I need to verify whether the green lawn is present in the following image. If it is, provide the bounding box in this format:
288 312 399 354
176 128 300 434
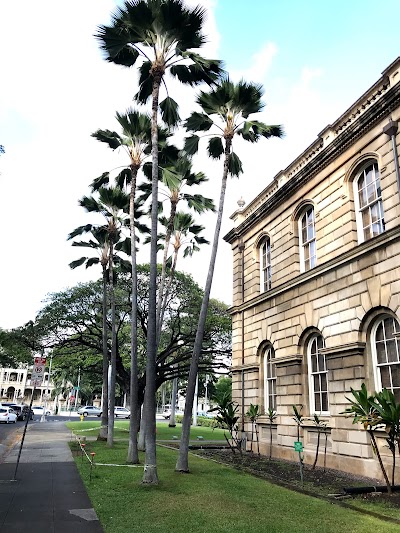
67 420 227 441
68 432 397 533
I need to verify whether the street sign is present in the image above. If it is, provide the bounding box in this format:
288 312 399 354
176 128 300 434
31 356 46 387
294 441 303 452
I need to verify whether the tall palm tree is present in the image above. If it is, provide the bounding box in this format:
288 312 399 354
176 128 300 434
96 0 223 484
158 211 208 330
138 154 214 343
68 225 111 441
92 109 156 463
176 78 283 472
75 187 128 448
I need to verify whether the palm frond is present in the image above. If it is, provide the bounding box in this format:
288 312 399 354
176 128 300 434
207 136 224 159
228 152 243 177
183 135 199 156
184 112 213 132
160 97 180 127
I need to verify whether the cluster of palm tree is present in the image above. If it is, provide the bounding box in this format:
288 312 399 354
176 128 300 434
68 0 282 484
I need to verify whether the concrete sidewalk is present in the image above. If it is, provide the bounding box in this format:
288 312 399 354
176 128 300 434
0 421 103 532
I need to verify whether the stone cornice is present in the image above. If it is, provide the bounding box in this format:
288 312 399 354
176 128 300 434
224 80 400 244
231 364 259 373
274 355 302 367
228 225 400 316
321 342 366 359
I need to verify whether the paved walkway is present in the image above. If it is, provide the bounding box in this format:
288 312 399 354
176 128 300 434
0 421 103 532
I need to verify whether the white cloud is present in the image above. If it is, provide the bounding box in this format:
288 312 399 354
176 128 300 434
231 42 278 83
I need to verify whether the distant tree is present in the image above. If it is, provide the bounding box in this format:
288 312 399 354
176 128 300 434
0 328 34 367
211 376 232 404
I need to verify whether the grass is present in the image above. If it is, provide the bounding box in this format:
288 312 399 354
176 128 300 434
67 428 399 533
67 420 227 441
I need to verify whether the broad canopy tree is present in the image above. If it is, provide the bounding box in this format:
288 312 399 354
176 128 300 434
25 267 231 411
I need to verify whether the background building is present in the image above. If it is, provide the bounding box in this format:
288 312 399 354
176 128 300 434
224 58 400 480
0 366 54 407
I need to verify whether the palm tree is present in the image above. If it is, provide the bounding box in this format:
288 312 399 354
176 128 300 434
75 187 128 448
96 0 223 484
138 154 214 343
176 78 283 472
68 225 111 441
157 211 208 332
92 109 158 463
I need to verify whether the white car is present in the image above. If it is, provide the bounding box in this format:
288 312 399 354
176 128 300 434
77 405 102 417
32 406 51 416
0 407 17 423
114 407 130 418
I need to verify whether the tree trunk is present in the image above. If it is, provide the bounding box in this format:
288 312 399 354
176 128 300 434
127 165 139 464
176 137 232 472
156 199 178 344
107 239 116 448
98 267 109 441
142 74 162 484
169 375 178 428
312 429 320 469
369 429 391 493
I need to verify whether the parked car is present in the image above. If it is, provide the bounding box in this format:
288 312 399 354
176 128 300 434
32 406 51 416
0 407 17 423
1 403 31 421
77 405 102 417
114 407 130 418
162 408 171 419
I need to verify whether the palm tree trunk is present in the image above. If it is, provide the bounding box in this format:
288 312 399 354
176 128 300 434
312 429 321 470
176 137 232 472
98 267 109 441
269 423 273 460
156 200 178 344
107 239 117 448
159 247 179 331
369 429 391 493
127 165 139 464
142 73 162 484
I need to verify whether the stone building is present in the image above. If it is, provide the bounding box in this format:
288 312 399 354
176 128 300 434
224 57 400 480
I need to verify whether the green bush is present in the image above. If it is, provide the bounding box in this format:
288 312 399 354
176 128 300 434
175 415 219 428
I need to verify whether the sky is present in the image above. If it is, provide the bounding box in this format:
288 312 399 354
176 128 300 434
1 0 399 330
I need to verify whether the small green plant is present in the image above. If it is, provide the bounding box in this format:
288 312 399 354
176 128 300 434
310 414 328 470
246 404 261 456
266 408 277 460
341 383 391 493
211 393 242 454
292 405 304 483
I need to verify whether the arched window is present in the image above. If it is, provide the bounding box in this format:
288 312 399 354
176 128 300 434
307 334 328 414
353 161 385 243
260 237 272 292
263 346 276 411
371 316 400 401
299 206 316 272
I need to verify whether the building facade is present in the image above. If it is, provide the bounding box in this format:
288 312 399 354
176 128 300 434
224 58 400 480
0 366 54 406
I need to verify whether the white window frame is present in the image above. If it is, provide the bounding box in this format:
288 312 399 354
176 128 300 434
353 161 385 243
260 237 272 292
307 334 329 415
263 346 276 412
371 316 400 400
299 206 316 273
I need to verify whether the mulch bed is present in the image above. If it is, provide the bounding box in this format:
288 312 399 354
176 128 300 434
193 447 400 515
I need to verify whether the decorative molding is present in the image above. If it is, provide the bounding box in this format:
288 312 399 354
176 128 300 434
274 354 302 367
224 79 400 244
320 342 366 359
231 364 259 373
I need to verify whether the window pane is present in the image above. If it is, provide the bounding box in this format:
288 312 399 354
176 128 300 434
311 354 317 373
361 208 370 228
320 373 327 392
391 364 400 388
386 340 398 363
359 186 367 208
365 165 373 185
370 202 380 223
315 394 321 411
314 374 320 393
307 222 315 241
321 392 328 412
376 341 387 364
318 352 325 372
367 183 376 204
380 366 391 389
376 322 384 341
384 318 395 339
